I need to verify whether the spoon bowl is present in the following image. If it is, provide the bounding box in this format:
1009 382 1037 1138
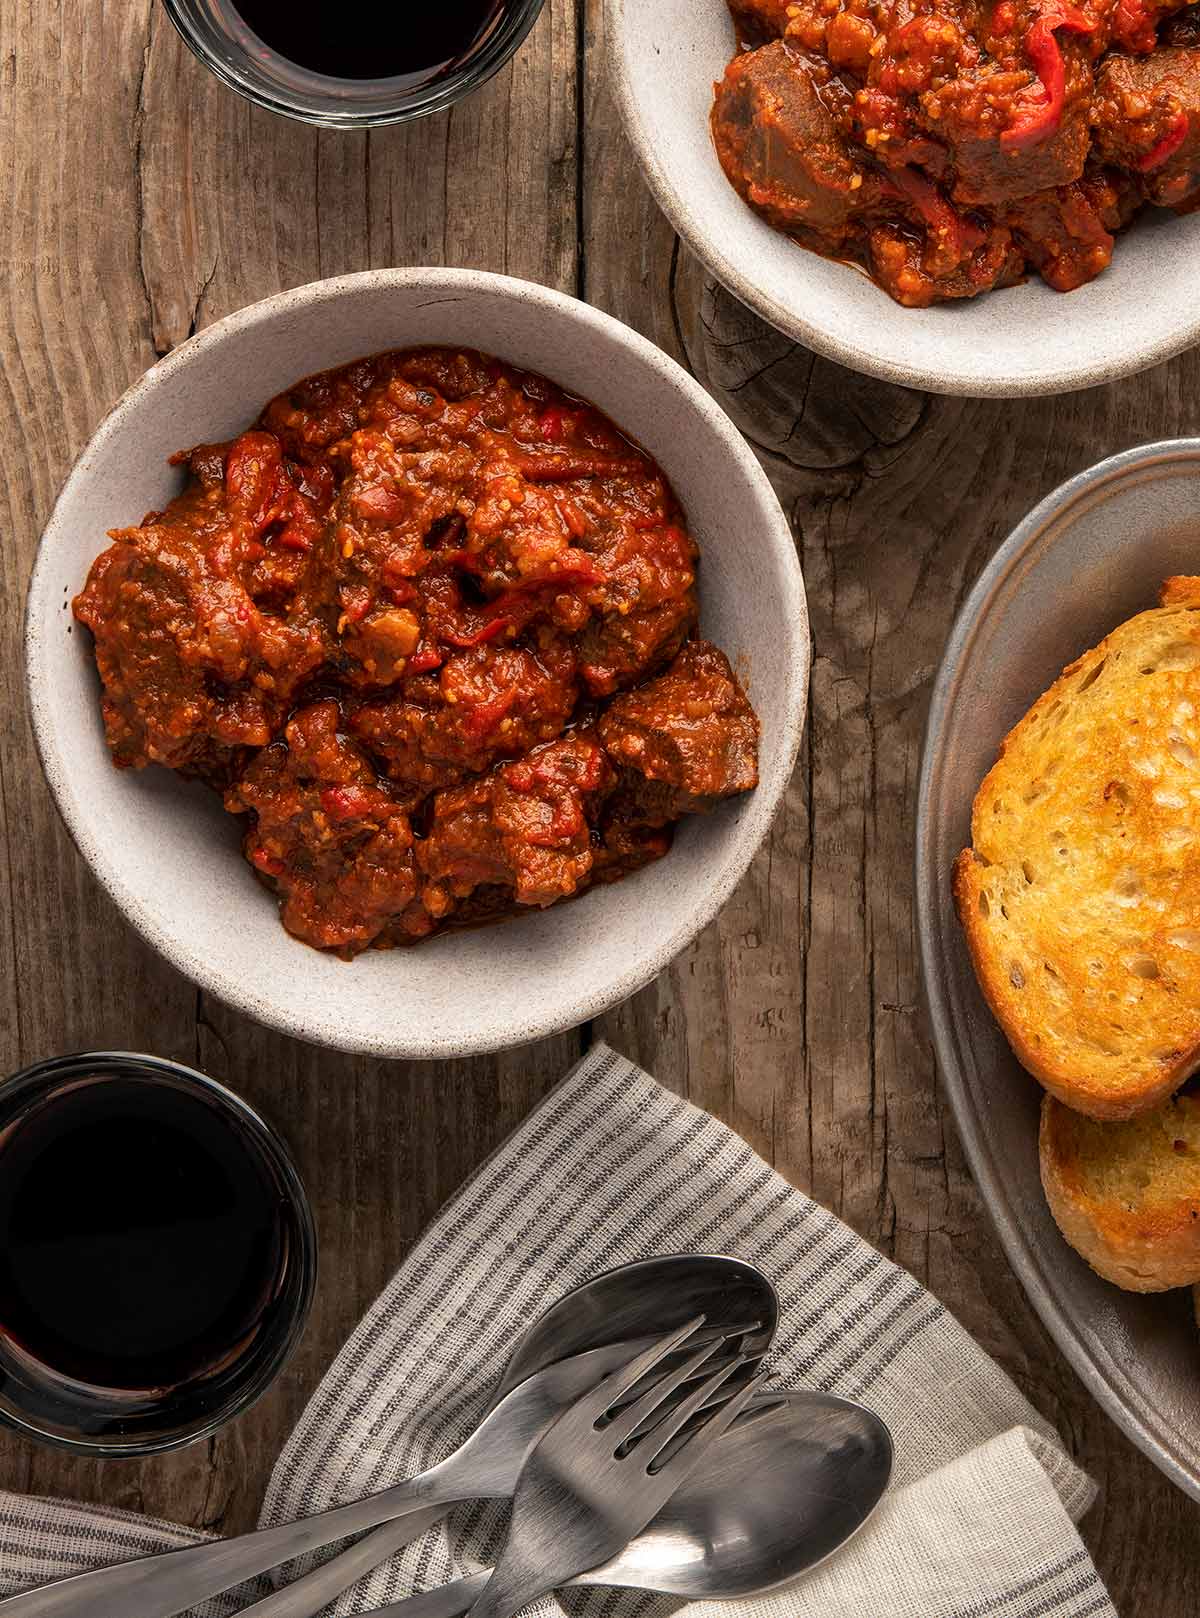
497 1253 779 1395
587 1389 892 1596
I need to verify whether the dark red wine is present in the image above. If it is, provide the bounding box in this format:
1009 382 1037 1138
0 1074 288 1392
233 0 510 84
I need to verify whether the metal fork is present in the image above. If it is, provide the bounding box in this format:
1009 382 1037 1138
463 1315 767 1618
234 1322 767 1618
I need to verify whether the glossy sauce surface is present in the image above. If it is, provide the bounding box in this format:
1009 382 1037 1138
74 348 760 958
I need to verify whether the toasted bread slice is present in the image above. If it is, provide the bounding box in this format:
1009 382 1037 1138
955 578 1200 1120
1041 1090 1200 1291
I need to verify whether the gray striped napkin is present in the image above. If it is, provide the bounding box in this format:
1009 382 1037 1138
0 1042 1116 1618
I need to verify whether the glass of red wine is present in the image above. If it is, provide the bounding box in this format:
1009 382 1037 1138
0 1052 316 1455
160 0 546 126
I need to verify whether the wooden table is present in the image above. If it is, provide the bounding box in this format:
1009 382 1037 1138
1 3 1197 1611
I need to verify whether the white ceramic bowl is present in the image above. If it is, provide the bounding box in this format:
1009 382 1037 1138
26 269 809 1059
607 0 1200 397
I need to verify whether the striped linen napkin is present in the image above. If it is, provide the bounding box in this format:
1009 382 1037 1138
0 1042 1116 1618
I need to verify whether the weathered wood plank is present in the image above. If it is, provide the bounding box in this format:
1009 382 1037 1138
3 0 1200 1609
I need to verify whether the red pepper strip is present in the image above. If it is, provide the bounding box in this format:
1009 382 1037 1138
462 688 518 741
320 784 384 823
539 405 566 442
441 617 514 649
338 584 374 624
439 559 604 649
248 845 285 877
509 558 604 595
407 642 444 673
1000 3 1093 151
556 498 589 540
885 168 984 258
1138 109 1190 172
479 564 602 623
274 522 314 552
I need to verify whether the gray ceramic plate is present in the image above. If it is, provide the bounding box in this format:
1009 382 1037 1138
916 440 1200 1500
607 0 1200 396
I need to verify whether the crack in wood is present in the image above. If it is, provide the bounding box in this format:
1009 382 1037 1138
132 18 167 359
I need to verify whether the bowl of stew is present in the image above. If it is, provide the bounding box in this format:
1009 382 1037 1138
607 0 1200 395
26 268 809 1058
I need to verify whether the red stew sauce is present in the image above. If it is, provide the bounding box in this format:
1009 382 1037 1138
712 0 1200 303
74 348 760 956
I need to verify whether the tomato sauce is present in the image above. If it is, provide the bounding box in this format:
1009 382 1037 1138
74 348 760 955
713 0 1200 304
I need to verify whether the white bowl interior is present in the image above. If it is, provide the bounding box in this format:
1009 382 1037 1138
609 0 1200 395
27 271 809 1059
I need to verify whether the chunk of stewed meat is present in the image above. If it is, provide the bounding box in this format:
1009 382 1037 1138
418 732 615 913
1093 48 1200 206
349 637 579 797
597 641 760 826
866 168 1026 305
1159 7 1200 48
926 52 1094 207
591 817 675 884
1109 0 1193 53
1008 170 1135 289
73 433 333 781
711 42 869 245
226 701 426 955
574 519 698 696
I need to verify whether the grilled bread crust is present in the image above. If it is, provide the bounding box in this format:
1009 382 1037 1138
1040 1090 1200 1291
955 577 1200 1120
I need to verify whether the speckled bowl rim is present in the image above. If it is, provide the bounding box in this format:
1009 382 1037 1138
605 0 1200 398
916 438 1200 1501
25 267 810 1059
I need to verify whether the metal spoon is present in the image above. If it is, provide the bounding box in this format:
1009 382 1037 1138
238 1254 779 1618
362 1389 893 1618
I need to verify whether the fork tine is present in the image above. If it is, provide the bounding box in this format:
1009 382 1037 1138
630 1349 752 1453
730 1390 789 1427
645 1363 771 1472
612 1320 762 1408
568 1314 707 1426
648 1376 784 1469
603 1335 730 1447
685 1353 768 1418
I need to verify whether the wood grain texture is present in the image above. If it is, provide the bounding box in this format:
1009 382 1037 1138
1 0 1199 1609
